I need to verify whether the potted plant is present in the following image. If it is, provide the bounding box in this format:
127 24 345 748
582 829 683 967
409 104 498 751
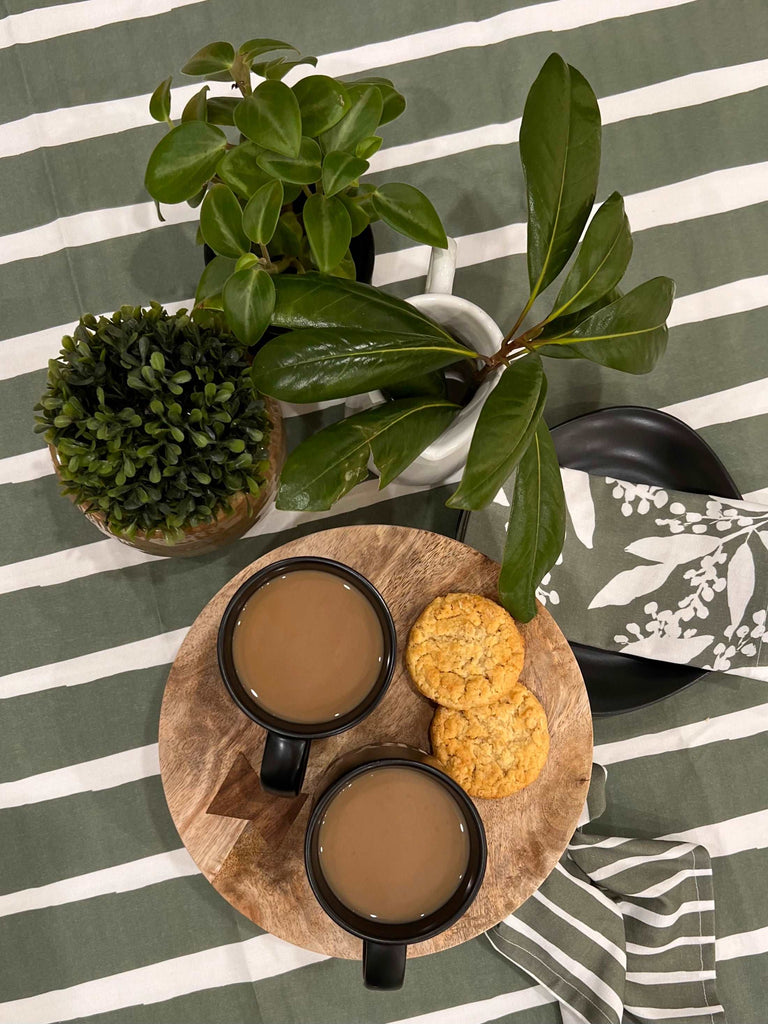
248 54 675 621
34 303 284 556
143 37 447 345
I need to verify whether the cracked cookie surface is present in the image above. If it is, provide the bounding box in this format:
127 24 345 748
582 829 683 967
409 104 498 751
430 691 549 798
405 593 525 709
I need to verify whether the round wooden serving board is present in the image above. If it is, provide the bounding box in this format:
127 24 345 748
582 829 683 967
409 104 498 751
159 525 592 959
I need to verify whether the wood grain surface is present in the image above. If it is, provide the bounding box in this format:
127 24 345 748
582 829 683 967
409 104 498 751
158 525 592 959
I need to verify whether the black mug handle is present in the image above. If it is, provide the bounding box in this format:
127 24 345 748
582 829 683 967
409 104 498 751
363 941 406 990
260 732 310 797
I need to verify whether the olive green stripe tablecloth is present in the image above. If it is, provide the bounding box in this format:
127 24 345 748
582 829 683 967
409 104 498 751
1 1 767 1021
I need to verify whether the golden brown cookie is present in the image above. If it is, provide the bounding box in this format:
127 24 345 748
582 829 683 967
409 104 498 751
405 593 525 709
430 690 549 798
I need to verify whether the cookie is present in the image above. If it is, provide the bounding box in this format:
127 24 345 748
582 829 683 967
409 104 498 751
430 690 549 798
405 592 525 709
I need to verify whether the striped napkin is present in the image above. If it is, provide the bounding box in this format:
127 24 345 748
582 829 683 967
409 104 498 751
493 767 724 1024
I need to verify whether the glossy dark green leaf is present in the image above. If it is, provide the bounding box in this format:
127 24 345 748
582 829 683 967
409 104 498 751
256 136 322 184
258 55 317 81
318 84 382 153
238 38 297 62
383 371 446 399
326 250 357 280
537 287 622 352
234 80 302 157
144 121 227 203
551 192 632 318
303 193 352 272
243 179 284 244
499 420 566 622
222 266 276 345
206 95 240 125
539 277 675 373
271 212 303 258
181 85 209 123
216 142 273 199
337 193 370 236
252 325 476 401
149 76 172 123
356 135 382 159
200 183 250 257
195 255 236 305
322 150 368 196
520 54 601 297
341 76 405 125
277 397 459 510
372 183 448 248
182 42 235 76
293 75 350 135
448 354 547 510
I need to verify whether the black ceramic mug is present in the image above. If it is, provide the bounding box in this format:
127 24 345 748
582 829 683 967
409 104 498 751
217 557 397 797
305 752 487 990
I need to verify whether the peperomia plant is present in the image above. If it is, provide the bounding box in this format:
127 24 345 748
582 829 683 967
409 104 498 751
249 53 676 621
144 38 447 345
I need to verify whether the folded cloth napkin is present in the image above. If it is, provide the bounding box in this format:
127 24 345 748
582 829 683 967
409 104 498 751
465 469 768 679
493 767 725 1024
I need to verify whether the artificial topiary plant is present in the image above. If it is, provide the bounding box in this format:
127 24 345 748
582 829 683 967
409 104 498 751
34 303 272 542
144 37 447 346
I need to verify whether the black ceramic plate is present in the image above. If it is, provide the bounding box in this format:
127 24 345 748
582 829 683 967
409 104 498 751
550 406 741 715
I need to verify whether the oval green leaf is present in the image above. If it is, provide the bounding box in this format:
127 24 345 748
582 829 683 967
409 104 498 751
277 397 459 510
539 277 675 374
258 55 317 81
303 193 352 272
239 38 297 62
551 192 632 318
341 76 405 125
222 266 276 346
256 136 322 184
243 179 284 244
318 84 382 153
200 183 250 257
195 255 236 305
182 42 235 76
499 420 566 623
181 85 209 123
356 135 382 160
447 354 547 510
337 193 370 237
234 80 302 156
216 142 273 199
206 95 240 125
520 54 601 298
372 183 448 248
149 76 172 123
292 75 350 136
144 121 227 203
322 151 369 197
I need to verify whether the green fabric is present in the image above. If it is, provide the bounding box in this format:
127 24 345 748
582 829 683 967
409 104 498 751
1 0 768 1021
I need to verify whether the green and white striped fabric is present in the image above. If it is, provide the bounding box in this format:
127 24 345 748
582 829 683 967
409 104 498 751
2 1 767 1022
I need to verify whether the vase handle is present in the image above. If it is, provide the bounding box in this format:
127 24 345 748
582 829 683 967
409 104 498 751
425 237 457 295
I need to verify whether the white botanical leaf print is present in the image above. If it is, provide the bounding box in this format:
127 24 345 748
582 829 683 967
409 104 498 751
625 534 723 564
561 467 596 549
589 562 678 609
619 634 716 661
727 540 756 631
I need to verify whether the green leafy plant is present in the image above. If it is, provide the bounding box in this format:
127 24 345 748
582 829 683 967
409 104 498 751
250 53 676 621
34 304 272 542
144 38 447 346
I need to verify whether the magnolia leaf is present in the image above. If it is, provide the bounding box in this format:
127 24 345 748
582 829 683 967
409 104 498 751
238 38 297 62
222 266 276 346
293 75 350 136
448 354 547 510
550 192 632 318
144 121 227 203
540 277 675 374
243 179 284 245
318 84 382 153
195 255 236 305
251 326 475 401
383 372 446 400
372 183 447 248
537 287 622 350
303 193 352 272
256 136 321 184
149 76 172 123
182 85 209 123
277 397 459 510
182 42 235 76
206 95 240 125
200 183 250 257
337 192 370 236
499 420 566 622
216 142 273 199
234 80 302 157
520 53 601 298
322 150 368 196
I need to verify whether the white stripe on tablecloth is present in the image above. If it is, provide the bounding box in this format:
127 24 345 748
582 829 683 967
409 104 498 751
624 1005 724 1019
588 844 696 883
628 935 716 956
662 810 768 858
530 889 626 966
0 848 197 917
743 485 768 503
0 744 159 809
386 987 557 1024
631 868 711 899
627 970 716 984
555 862 624 919
0 448 53 485
662 375 768 429
617 900 714 926
717 926 768 962
0 932 326 1024
0 0 698 149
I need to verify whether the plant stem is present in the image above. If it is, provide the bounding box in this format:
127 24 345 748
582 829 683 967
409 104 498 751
301 185 313 198
259 244 271 263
